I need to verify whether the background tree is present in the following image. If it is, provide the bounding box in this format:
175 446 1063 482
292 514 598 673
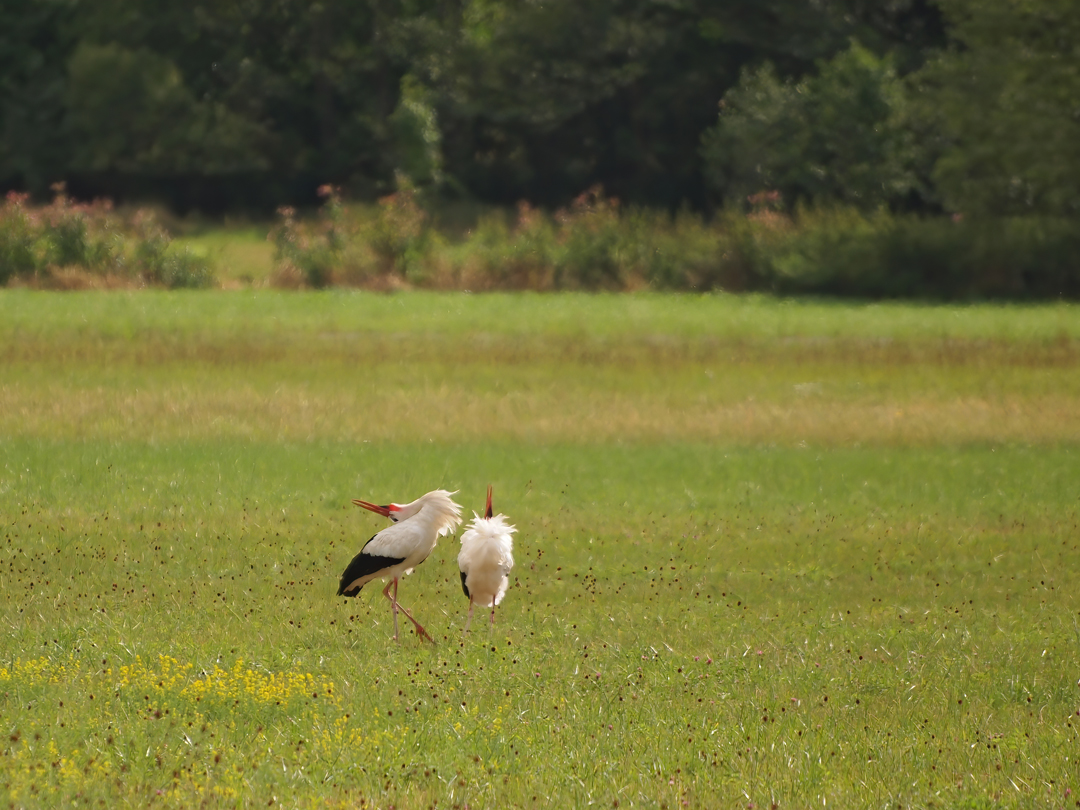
20 0 1073 218
389 74 445 190
56 0 434 210
417 0 871 207
0 0 77 194
913 0 1080 216
700 42 918 211
65 42 267 175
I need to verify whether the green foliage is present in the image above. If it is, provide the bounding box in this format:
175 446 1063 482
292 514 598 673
707 200 1080 299
454 203 559 289
0 188 215 287
389 75 444 189
700 63 802 206
269 187 743 291
419 0 934 206
132 212 214 289
759 209 1080 299
271 183 434 288
38 186 119 269
913 0 1080 216
9 0 1080 284
65 42 266 175
19 0 1075 222
264 190 1080 298
701 42 918 210
0 0 77 193
270 195 343 289
160 251 215 289
0 193 37 282
53 0 426 199
552 189 626 289
366 182 433 281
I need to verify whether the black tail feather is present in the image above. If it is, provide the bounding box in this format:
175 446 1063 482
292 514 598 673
338 550 406 596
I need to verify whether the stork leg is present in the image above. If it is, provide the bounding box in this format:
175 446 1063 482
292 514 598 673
489 595 496 628
395 601 434 642
463 600 475 634
382 579 400 640
382 578 434 643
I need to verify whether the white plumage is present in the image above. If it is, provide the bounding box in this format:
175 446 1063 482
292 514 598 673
457 486 516 632
338 489 462 641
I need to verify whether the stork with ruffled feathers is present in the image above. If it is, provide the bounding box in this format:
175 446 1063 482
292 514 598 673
457 486 516 632
337 489 462 642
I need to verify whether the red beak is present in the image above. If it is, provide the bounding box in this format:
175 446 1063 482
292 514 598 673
352 499 393 517
484 485 493 519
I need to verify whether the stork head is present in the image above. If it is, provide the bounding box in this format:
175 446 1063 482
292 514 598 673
352 498 405 522
484 485 493 519
353 489 463 532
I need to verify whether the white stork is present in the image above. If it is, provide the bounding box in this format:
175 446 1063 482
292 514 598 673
338 489 462 641
457 486 516 632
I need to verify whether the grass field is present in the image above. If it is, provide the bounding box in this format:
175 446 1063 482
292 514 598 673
2 291 1079 809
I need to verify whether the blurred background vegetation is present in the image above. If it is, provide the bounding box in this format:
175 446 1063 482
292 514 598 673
1 0 1078 295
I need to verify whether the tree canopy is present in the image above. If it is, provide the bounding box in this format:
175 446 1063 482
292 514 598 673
915 0 1080 216
2 0 1076 217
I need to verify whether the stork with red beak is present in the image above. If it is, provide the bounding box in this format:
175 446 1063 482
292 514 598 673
457 486 516 632
338 489 463 642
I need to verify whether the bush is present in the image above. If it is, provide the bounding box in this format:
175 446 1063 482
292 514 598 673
39 187 120 270
133 213 214 289
270 199 341 289
437 190 733 292
365 183 432 281
270 183 435 288
552 188 626 289
0 193 38 283
450 203 558 290
272 186 1080 299
0 187 216 288
742 205 1080 299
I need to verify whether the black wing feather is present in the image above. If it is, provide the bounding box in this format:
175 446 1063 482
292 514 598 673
338 535 406 597
459 570 470 598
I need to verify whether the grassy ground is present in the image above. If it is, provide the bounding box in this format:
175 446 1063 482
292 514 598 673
173 228 274 287
2 291 1079 808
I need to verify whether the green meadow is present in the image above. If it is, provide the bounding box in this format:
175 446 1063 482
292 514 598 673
2 291 1079 809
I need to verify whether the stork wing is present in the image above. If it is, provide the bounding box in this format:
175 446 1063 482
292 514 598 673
337 541 406 597
360 519 429 559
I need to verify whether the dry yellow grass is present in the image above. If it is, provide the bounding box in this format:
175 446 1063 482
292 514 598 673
3 378 1078 445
